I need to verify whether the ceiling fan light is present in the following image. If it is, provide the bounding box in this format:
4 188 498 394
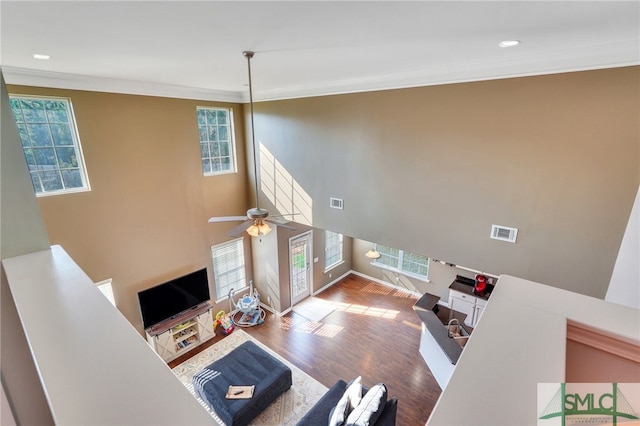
246 224 260 237
247 221 272 237
365 249 381 259
259 222 271 235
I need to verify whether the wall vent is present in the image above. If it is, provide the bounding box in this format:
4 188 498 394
490 225 518 243
330 197 344 209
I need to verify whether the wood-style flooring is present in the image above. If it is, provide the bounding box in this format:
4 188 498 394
169 274 442 425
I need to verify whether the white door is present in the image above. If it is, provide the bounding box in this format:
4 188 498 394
290 231 312 306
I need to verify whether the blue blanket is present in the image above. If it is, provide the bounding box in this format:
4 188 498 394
192 340 292 426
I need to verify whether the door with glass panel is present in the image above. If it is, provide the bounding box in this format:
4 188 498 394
290 232 312 306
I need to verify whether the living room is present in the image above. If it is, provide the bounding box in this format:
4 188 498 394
1 2 639 425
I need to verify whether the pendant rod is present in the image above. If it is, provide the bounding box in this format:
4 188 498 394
243 50 259 209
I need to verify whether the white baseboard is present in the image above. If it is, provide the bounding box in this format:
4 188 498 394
259 302 291 317
313 270 352 296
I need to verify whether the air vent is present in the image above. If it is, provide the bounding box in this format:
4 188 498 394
490 225 518 243
330 197 344 209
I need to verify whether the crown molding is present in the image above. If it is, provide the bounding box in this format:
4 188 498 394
253 40 640 101
3 39 638 103
1 66 244 103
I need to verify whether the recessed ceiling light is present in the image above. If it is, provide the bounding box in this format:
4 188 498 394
33 53 50 60
499 40 520 48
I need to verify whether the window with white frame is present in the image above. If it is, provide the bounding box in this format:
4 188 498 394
372 244 430 280
324 230 343 271
197 107 237 175
96 279 116 307
211 238 247 300
9 95 90 196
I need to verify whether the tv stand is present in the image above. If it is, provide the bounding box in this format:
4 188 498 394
145 303 215 362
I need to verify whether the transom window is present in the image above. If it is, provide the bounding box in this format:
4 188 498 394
197 107 237 175
324 231 344 271
9 95 90 196
372 244 430 281
211 238 247 300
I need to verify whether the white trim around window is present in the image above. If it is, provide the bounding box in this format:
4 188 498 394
9 95 91 196
196 106 238 176
324 230 344 272
95 279 116 306
211 238 247 302
371 244 430 282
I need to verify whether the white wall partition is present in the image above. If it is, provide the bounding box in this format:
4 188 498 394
606 185 640 309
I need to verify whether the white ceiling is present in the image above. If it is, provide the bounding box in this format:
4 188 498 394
1 1 638 103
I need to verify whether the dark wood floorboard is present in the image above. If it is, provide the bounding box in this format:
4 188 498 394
169 274 441 425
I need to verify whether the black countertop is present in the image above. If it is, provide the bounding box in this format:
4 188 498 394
449 275 495 300
413 276 495 365
412 292 467 365
412 292 440 312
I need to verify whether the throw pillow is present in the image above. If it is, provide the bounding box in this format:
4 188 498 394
345 383 387 426
329 376 363 426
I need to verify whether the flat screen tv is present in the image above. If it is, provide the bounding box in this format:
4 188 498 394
138 268 210 330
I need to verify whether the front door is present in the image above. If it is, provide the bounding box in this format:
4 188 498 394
290 231 312 306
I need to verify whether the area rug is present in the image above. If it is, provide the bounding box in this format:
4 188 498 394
292 297 336 322
172 329 327 425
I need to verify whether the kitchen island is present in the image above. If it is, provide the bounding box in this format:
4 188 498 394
427 275 640 426
412 291 472 389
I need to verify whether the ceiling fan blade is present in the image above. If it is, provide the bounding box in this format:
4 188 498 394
227 220 254 238
208 215 248 223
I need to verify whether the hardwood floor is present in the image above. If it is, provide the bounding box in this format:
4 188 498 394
169 274 442 425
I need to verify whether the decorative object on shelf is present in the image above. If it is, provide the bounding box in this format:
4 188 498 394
365 247 381 259
207 51 298 238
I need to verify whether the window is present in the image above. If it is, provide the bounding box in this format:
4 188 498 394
197 107 237 175
96 279 116 307
372 244 430 280
324 230 343 271
9 95 90 196
211 238 246 300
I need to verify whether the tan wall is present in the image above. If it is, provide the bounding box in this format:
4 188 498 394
252 67 640 299
7 66 639 330
7 85 252 333
566 339 640 383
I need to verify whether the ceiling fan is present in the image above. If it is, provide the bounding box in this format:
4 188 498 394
208 51 297 238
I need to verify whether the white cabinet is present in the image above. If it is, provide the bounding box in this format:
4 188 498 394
146 305 215 362
449 291 475 325
449 290 487 327
196 309 215 342
149 328 177 360
474 298 487 326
